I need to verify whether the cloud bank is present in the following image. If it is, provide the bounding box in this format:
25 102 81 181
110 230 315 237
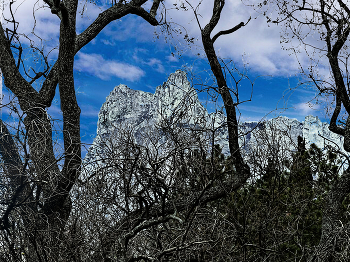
75 52 145 81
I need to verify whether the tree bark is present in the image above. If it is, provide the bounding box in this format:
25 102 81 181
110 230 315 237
200 0 250 182
0 0 162 260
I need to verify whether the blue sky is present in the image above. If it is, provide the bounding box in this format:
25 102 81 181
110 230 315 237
0 0 334 157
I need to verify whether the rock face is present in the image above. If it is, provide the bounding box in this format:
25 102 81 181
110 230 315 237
84 70 346 167
97 70 208 136
84 70 210 167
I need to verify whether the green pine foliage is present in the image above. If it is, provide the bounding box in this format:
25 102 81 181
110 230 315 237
209 138 342 261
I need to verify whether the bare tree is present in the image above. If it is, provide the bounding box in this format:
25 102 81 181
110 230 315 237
0 0 290 261
194 0 251 181
255 0 350 260
0 0 162 261
71 0 259 260
68 81 244 261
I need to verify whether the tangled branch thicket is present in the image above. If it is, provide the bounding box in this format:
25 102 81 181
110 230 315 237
1 0 350 261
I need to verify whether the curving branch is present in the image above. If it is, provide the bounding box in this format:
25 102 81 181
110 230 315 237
336 0 350 16
200 0 250 180
75 1 158 54
0 22 41 111
43 0 63 20
212 17 251 44
329 94 345 136
97 176 245 260
150 0 163 18
202 0 224 36
40 0 160 108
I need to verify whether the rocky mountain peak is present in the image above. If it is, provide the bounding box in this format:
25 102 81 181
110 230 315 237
156 70 190 93
85 70 347 169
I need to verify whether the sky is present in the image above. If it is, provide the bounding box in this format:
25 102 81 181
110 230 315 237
0 0 336 157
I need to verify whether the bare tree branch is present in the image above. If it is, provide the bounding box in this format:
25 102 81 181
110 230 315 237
212 17 250 43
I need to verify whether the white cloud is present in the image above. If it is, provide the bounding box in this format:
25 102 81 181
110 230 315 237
294 102 321 115
3 0 333 79
161 0 330 77
0 0 108 54
101 39 116 46
132 48 149 63
2 1 60 46
132 50 166 73
167 54 179 62
146 58 165 73
75 52 145 81
101 15 156 43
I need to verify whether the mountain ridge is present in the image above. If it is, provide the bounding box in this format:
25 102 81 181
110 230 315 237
85 70 346 167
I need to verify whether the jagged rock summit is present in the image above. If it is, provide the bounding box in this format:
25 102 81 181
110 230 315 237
97 70 207 136
85 70 346 167
84 70 210 165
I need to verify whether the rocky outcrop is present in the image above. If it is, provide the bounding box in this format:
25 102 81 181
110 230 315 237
84 70 346 170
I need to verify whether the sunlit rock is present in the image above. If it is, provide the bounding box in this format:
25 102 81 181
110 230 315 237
85 70 346 170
